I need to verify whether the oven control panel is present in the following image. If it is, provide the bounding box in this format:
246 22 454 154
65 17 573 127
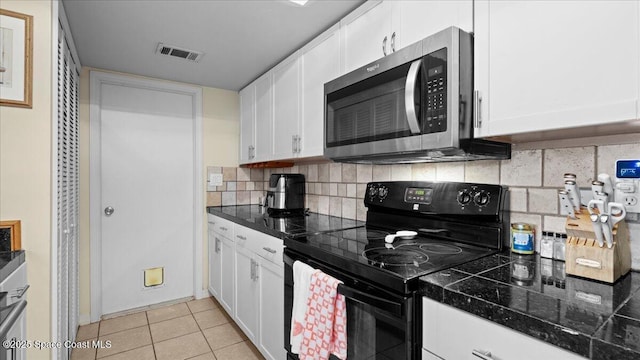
365 181 505 215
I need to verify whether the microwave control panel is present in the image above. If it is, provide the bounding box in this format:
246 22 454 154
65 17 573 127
423 48 448 134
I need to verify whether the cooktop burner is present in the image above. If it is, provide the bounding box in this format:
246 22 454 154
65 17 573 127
419 243 463 255
363 245 430 266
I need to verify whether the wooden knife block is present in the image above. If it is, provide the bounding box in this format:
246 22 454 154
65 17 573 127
565 208 631 283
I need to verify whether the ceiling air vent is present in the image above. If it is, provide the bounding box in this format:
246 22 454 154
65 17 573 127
155 43 204 62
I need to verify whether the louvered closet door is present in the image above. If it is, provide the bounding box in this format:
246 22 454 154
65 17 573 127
57 21 79 360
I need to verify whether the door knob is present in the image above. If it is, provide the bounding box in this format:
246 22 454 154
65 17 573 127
104 206 114 216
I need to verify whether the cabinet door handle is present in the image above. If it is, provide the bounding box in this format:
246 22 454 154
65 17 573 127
220 226 227 231
471 349 493 359
382 35 387 56
236 235 246 241
215 238 220 253
12 284 29 299
297 136 301 153
474 90 482 129
250 259 255 280
292 135 296 153
262 247 277 254
391 32 396 52
253 261 259 281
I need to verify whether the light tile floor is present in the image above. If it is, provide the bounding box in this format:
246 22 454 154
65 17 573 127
71 297 265 360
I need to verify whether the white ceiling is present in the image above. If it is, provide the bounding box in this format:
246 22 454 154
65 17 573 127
62 0 364 91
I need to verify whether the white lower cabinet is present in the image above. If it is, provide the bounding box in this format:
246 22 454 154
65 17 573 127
219 235 235 314
234 224 285 360
234 242 259 342
207 215 235 315
207 229 220 299
257 257 285 360
422 297 588 360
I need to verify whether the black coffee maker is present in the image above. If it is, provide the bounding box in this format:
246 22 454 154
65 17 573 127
265 174 305 216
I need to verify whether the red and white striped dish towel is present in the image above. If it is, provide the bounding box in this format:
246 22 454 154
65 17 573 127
299 271 347 360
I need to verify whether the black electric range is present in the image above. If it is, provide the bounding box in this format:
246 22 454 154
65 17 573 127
285 181 509 294
284 181 509 360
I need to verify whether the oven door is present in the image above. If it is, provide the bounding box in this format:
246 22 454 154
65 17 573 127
0 300 27 360
284 250 418 360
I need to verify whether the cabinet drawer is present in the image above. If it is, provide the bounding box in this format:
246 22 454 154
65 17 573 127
234 225 283 266
422 297 587 360
0 263 27 304
213 216 234 239
253 236 283 266
207 213 216 225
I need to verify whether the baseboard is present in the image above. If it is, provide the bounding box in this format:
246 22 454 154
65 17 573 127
78 313 91 326
195 288 208 299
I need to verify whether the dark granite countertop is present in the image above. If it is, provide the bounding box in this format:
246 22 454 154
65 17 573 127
420 252 640 360
206 205 362 239
0 251 25 284
206 206 639 360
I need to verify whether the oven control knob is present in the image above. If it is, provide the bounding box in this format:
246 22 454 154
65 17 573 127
368 185 378 199
378 186 389 200
474 191 490 206
457 190 472 205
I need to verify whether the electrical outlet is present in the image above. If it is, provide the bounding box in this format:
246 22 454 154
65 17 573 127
615 179 640 213
615 159 640 213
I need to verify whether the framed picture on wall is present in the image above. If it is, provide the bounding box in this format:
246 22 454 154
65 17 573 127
0 8 33 108
0 220 21 251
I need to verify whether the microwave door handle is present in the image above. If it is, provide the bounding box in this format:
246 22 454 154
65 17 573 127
404 59 422 135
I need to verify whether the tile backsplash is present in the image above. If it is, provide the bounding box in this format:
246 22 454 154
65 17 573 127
207 142 639 269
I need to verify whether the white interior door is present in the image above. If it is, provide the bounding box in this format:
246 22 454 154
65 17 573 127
95 77 196 316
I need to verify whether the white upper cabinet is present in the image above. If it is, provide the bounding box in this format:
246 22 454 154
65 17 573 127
474 0 640 138
340 0 392 73
340 1 473 74
239 86 255 164
239 72 273 164
254 72 274 162
393 0 472 49
300 24 341 158
272 52 301 160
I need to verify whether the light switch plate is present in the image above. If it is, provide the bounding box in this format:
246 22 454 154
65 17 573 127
207 173 223 191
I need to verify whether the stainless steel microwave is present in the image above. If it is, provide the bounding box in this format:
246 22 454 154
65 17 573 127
324 26 510 163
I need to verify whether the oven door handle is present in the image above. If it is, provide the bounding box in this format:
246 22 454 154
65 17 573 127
0 300 26 340
404 58 423 135
284 253 405 317
337 283 403 317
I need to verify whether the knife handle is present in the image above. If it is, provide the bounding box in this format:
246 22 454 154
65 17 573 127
598 173 614 196
559 190 576 218
564 181 581 210
594 191 609 209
